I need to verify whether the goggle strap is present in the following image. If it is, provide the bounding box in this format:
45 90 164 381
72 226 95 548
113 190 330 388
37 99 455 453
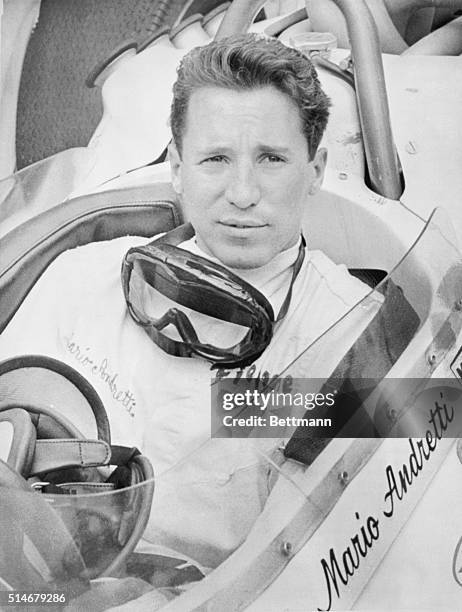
151 221 195 246
275 234 306 322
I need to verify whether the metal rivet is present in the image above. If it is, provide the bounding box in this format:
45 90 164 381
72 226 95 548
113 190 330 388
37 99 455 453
387 407 397 422
339 56 353 71
428 353 437 366
339 470 349 485
281 541 292 556
339 172 348 180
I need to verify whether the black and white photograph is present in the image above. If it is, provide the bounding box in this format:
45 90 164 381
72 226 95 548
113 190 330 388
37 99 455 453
1 0 462 610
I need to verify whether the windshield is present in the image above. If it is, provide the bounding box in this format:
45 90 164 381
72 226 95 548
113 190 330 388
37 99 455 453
0 450 309 609
211 207 462 463
282 208 461 379
2 209 462 610
0 148 96 238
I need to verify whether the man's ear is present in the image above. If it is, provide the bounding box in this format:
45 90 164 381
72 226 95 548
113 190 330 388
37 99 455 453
168 141 183 194
308 147 327 195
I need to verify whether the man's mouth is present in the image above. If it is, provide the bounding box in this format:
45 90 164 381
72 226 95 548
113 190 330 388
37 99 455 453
219 220 267 229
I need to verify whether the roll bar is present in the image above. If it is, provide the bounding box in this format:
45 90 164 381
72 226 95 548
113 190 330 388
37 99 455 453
402 0 462 7
216 0 403 201
331 0 402 200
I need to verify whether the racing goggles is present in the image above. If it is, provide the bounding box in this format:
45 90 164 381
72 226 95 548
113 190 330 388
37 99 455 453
122 223 305 369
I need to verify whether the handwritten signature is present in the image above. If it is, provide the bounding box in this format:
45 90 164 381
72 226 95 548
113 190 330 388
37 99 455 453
453 536 462 587
317 393 455 611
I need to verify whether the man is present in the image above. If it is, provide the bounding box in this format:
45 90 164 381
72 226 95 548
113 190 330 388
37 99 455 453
0 34 377 567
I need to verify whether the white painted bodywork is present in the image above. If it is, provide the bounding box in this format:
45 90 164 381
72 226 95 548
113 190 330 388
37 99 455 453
384 53 462 233
1 6 462 610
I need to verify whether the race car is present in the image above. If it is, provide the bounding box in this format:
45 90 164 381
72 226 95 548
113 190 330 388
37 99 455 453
1 1 462 610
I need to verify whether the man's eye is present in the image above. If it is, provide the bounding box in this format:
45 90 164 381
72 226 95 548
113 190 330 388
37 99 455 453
202 155 227 163
261 154 285 163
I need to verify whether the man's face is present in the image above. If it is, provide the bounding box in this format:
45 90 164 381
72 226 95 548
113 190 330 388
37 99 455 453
169 85 326 269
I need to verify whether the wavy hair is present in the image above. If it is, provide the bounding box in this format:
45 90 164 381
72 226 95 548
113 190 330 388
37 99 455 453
170 33 331 160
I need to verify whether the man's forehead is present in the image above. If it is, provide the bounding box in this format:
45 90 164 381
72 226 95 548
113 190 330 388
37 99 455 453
182 85 305 142
186 84 298 112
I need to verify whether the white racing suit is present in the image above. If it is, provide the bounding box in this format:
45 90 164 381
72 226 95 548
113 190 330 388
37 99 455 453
0 234 380 567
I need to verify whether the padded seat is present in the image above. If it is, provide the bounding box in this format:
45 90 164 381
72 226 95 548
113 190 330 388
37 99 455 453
0 183 183 334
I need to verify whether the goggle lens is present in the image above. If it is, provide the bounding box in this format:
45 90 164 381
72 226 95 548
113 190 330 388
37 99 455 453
128 258 253 349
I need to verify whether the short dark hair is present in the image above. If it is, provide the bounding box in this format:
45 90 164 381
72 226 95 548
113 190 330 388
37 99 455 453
170 33 331 160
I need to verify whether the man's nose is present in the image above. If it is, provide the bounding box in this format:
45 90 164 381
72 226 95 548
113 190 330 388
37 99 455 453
224 162 261 209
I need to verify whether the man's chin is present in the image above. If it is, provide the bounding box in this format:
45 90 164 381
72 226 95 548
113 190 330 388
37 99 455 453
211 245 271 270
